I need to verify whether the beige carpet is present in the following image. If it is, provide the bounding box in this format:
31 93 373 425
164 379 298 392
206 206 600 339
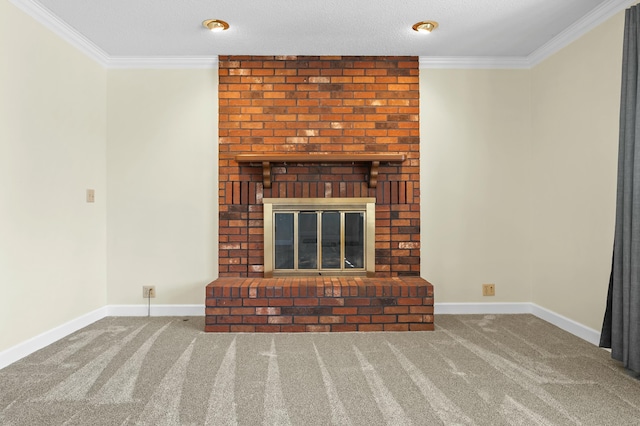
1 314 639 425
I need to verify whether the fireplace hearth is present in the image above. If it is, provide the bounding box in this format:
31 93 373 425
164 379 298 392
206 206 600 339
205 276 434 332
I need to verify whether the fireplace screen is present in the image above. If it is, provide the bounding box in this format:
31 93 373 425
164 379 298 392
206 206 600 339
263 198 375 277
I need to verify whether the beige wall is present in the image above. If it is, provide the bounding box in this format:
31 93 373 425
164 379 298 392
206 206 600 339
0 0 107 351
421 11 624 332
106 69 218 305
530 12 623 330
0 0 627 356
420 69 533 303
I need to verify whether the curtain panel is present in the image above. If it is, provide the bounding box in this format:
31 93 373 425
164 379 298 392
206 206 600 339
600 5 640 376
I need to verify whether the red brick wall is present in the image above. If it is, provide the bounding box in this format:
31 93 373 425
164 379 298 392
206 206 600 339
218 56 420 278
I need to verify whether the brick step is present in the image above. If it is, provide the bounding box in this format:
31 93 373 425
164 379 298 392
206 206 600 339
205 276 434 332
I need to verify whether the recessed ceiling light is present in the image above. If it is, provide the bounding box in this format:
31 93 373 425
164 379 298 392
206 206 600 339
412 21 438 34
203 19 229 32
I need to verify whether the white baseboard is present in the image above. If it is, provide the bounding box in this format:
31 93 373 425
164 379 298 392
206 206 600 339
0 305 204 370
1 302 601 371
0 306 108 370
435 302 532 315
107 304 205 317
435 302 601 346
530 304 601 346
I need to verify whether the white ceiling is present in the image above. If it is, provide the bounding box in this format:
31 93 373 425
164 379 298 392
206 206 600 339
10 0 636 68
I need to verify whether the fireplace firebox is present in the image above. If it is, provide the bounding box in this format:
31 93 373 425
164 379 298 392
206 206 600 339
263 198 376 278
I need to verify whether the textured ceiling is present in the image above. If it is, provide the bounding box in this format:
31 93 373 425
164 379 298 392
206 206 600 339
15 0 636 65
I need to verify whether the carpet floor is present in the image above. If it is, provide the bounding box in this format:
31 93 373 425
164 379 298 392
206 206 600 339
1 314 639 425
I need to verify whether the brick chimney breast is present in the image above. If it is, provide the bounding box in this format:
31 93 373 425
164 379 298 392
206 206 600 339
218 56 420 278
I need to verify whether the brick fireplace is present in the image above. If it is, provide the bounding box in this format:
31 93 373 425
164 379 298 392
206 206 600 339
206 56 433 332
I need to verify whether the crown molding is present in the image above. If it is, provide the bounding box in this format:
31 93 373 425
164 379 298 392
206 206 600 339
8 0 110 67
419 56 531 69
106 57 218 69
527 0 636 67
8 0 218 69
11 0 636 70
420 0 634 70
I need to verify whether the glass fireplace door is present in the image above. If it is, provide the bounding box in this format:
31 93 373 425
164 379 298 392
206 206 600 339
264 198 375 277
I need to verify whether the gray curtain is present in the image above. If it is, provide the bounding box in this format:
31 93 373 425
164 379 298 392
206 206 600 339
600 5 640 376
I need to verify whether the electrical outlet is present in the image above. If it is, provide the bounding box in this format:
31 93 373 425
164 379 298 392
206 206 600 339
482 283 495 297
143 286 156 298
86 189 95 203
